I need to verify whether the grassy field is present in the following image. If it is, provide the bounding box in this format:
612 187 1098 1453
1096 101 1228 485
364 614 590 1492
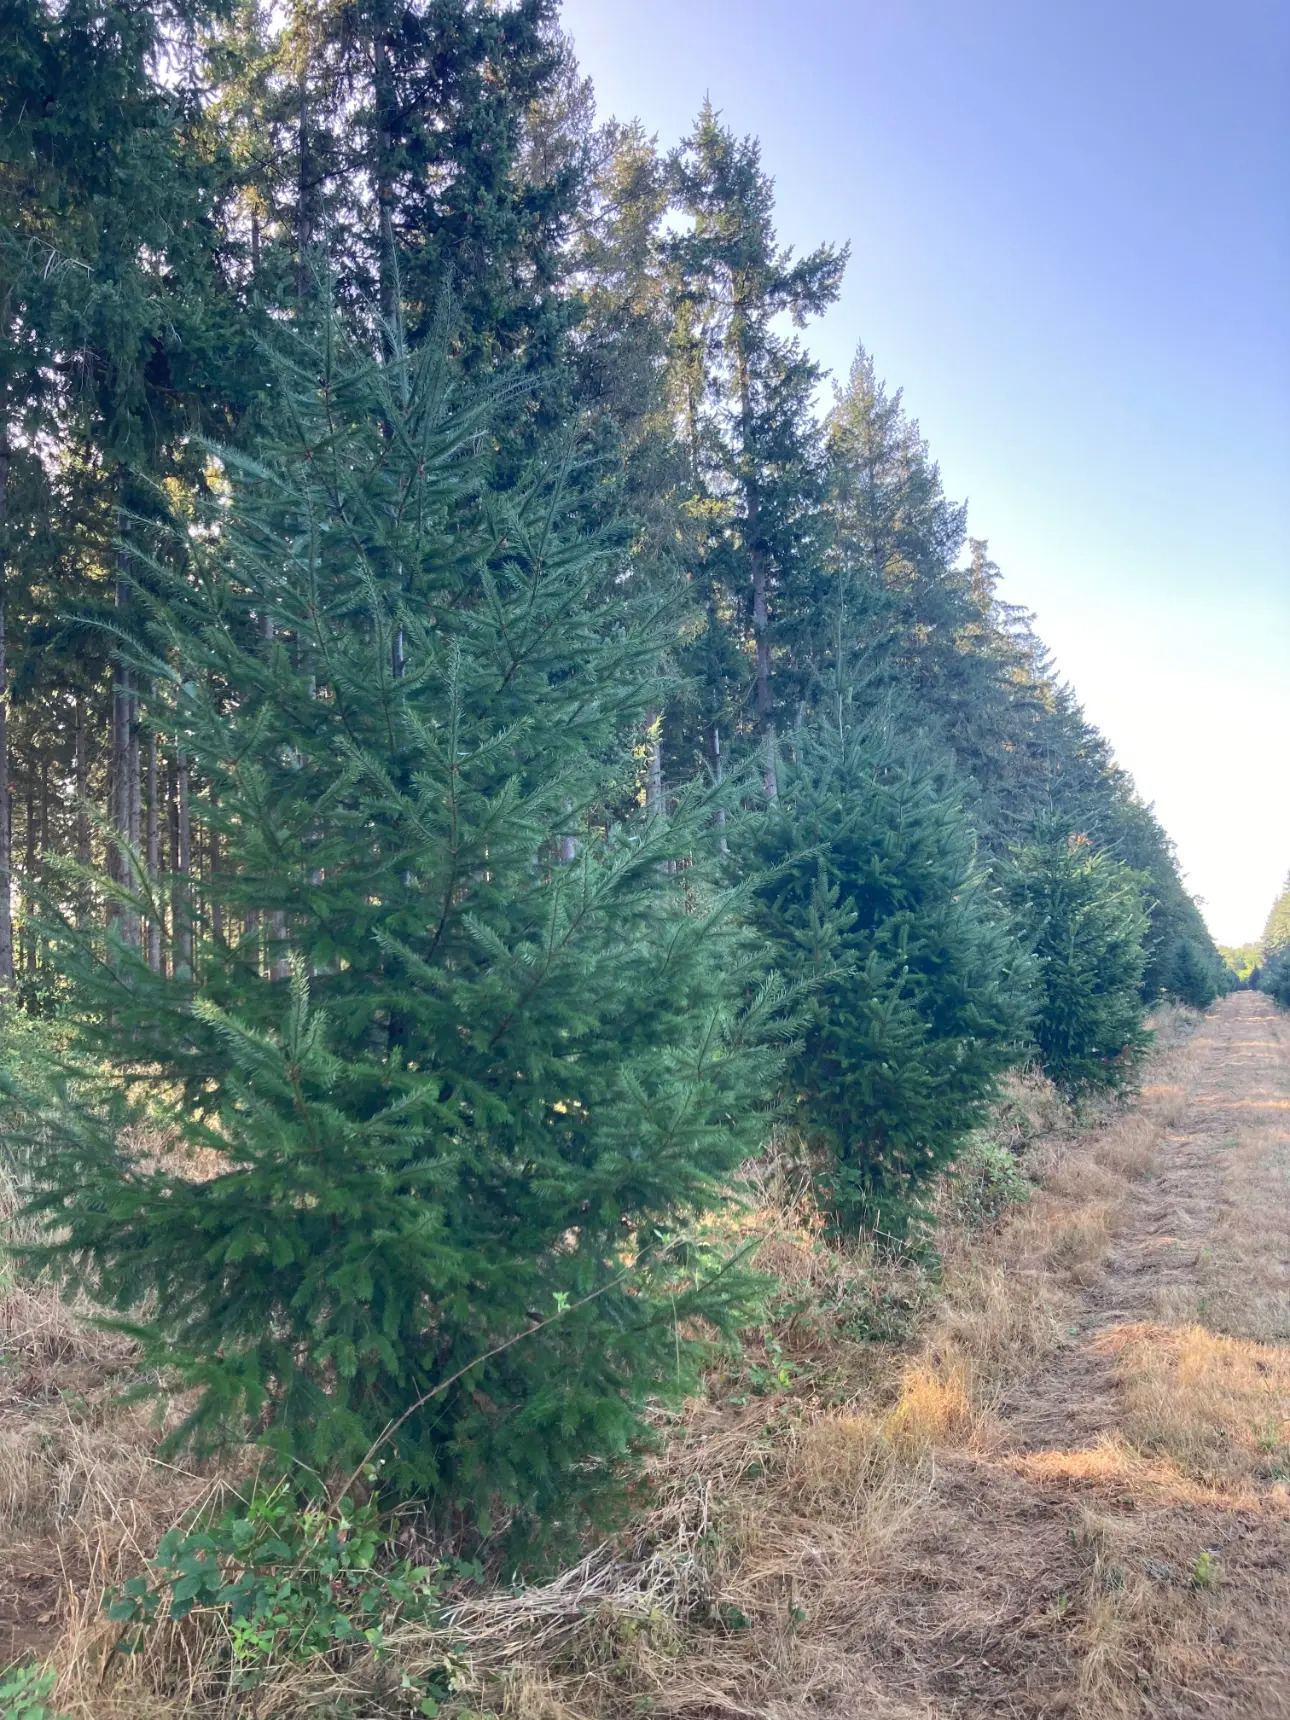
2 995 1288 1718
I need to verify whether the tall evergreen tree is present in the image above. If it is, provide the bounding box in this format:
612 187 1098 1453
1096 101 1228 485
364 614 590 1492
666 104 846 789
23 313 780 1546
1007 823 1149 1090
1259 872 1290 1008
735 713 1032 1234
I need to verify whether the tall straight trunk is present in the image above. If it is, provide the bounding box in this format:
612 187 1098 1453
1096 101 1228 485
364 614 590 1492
109 552 140 942
37 756 49 975
146 726 161 972
258 608 289 981
209 803 223 946
0 436 12 988
74 693 90 866
373 15 399 335
175 747 192 977
23 774 36 973
125 688 141 947
711 723 728 855
296 50 318 301
558 803 577 865
168 753 181 969
268 910 289 982
645 712 664 819
74 691 90 927
734 335 776 800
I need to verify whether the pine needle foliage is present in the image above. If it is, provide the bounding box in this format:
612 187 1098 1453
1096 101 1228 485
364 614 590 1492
1007 822 1150 1091
735 718 1033 1235
21 310 782 1550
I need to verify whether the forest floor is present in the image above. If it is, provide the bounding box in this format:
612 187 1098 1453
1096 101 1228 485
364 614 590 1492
3 993 1289 1717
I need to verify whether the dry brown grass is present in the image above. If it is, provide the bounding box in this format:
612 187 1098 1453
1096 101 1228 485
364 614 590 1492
12 999 1290 1719
1101 1321 1290 1489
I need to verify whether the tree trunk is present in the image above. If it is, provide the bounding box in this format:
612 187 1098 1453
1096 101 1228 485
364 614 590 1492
735 336 776 799
125 687 141 947
257 609 289 981
209 803 223 946
23 774 36 974
646 712 664 819
0 437 13 988
146 726 161 972
712 723 727 855
109 553 141 943
74 691 90 926
296 48 318 301
175 746 192 977
558 803 577 865
373 12 399 335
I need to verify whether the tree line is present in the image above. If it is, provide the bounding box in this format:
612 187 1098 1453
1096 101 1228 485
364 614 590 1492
1 0 1229 1551
1256 874 1290 1006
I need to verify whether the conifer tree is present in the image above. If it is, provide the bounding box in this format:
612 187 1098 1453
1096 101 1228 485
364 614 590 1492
666 104 846 786
23 311 780 1547
1007 823 1149 1090
1259 873 1290 1008
735 715 1032 1234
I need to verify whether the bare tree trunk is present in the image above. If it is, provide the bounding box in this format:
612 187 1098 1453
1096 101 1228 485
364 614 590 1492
175 746 192 977
74 691 90 927
373 14 399 338
296 40 318 303
646 712 664 819
37 755 49 976
146 726 161 972
257 609 289 981
712 723 727 855
74 694 90 866
23 774 36 973
109 553 140 943
209 803 223 946
168 753 181 972
0 438 12 988
735 344 776 800
124 688 141 947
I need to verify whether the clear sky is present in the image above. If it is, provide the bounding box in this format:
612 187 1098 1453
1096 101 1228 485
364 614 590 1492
560 0 1290 945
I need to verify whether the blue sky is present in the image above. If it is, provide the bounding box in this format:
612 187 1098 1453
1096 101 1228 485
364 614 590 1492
560 0 1290 944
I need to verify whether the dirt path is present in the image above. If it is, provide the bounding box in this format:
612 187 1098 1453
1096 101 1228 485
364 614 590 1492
876 994 1290 1719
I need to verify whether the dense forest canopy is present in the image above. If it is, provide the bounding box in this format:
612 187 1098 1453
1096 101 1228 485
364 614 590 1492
0 0 1232 1537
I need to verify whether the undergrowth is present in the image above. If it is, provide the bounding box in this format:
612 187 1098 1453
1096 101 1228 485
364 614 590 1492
4 1036 1231 1719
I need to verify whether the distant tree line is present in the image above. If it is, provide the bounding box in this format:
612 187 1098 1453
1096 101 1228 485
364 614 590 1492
1 0 1229 1551
1257 876 1290 1005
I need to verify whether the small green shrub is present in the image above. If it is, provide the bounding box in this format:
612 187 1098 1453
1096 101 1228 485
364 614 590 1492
106 1488 455 1708
940 1135 1031 1230
0 1665 66 1720
1191 1549 1218 1590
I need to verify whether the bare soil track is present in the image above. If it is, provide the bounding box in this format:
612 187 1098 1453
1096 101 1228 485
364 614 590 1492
878 993 1290 1719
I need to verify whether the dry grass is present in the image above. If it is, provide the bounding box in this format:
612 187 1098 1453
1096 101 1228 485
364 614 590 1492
11 999 1290 1719
1101 1321 1290 1488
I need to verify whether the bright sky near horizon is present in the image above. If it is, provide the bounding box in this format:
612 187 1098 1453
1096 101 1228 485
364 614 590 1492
560 0 1290 946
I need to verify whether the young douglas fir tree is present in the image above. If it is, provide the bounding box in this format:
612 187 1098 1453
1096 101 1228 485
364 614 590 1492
24 310 781 1547
1008 822 1150 1091
736 716 1033 1236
